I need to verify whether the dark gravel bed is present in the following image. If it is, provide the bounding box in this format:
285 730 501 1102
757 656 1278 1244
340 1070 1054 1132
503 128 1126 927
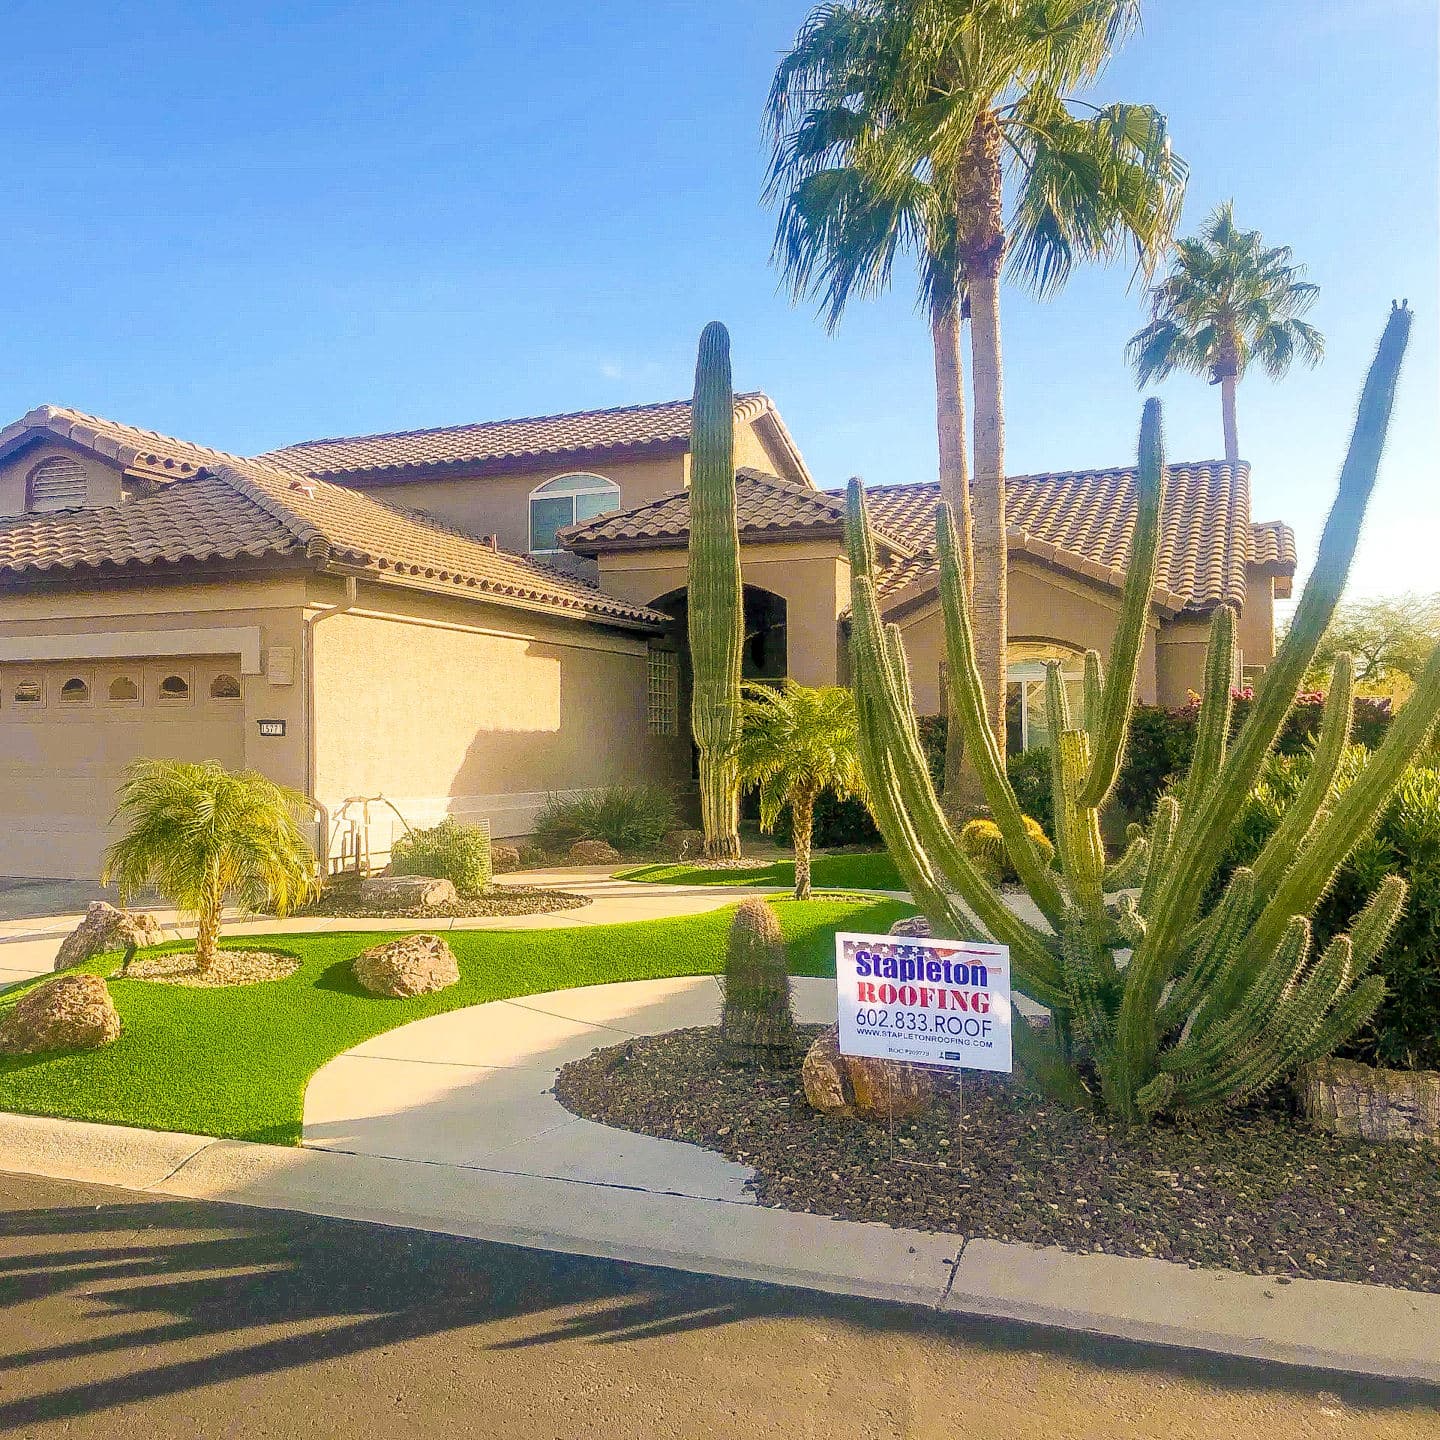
555 1024 1440 1293
287 882 590 920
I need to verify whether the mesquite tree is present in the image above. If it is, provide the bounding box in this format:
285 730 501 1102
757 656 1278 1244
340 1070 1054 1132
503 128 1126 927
846 304 1436 1121
687 321 746 860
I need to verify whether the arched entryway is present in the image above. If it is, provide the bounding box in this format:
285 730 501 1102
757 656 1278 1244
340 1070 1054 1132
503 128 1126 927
1006 639 1087 754
649 584 789 684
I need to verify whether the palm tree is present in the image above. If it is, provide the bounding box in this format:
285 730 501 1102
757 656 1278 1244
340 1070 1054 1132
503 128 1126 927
738 682 867 900
103 760 318 972
767 0 1185 777
1127 201 1324 462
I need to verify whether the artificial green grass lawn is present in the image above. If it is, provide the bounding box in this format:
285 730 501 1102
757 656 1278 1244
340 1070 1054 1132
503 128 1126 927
0 893 912 1147
620 851 904 893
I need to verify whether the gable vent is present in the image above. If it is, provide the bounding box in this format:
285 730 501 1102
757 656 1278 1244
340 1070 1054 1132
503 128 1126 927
27 455 88 512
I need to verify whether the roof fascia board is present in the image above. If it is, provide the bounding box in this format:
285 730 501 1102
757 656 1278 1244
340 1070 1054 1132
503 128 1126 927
305 437 691 486
0 625 263 674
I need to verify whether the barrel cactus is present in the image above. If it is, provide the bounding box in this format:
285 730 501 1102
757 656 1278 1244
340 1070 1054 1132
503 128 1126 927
721 897 796 1066
687 321 745 860
846 304 1437 1121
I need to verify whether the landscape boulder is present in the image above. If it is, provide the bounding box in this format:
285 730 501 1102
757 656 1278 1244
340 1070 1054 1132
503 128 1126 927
352 933 460 997
490 843 522 874
568 839 620 866
357 875 458 909
0 974 121 1054
801 1024 934 1121
662 828 706 861
1299 1056 1440 1146
888 915 932 939
54 902 165 971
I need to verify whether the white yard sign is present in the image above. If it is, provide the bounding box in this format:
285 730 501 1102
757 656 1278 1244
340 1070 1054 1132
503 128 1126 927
835 932 1012 1073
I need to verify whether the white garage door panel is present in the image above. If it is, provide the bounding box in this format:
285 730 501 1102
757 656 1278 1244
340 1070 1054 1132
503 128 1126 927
0 658 246 880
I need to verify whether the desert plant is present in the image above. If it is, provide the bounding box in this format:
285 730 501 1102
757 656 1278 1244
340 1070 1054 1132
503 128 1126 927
845 305 1439 1121
687 321 745 860
721 897 796 1066
1128 201 1323 462
103 760 317 972
390 817 492 897
532 786 678 856
738 682 867 899
960 815 1054 885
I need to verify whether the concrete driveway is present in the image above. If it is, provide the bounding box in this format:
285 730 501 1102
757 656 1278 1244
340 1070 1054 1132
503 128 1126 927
0 877 124 924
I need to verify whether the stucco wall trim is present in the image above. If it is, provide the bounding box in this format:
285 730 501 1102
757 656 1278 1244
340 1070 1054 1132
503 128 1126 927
0 625 263 673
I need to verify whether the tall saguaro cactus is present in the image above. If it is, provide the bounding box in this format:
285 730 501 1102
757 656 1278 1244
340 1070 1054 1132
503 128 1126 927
847 305 1436 1121
688 321 745 859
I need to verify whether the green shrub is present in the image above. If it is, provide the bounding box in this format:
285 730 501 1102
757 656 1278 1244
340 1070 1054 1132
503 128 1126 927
390 818 492 898
533 786 678 855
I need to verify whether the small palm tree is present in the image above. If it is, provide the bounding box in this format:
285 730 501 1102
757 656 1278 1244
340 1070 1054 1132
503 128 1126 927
1127 200 1324 461
103 760 318 972
738 683 867 900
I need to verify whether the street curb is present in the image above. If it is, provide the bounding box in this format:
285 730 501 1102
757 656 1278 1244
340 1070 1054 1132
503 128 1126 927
1 1110 1436 1385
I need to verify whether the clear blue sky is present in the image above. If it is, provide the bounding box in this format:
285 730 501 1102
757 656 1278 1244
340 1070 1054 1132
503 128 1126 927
1 0 1434 599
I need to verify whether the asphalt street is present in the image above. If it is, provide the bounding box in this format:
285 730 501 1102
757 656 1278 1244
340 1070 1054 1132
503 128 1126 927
0 1169 1436 1439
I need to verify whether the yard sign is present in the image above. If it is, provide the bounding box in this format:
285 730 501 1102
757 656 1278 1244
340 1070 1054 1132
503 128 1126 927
834 932 1012 1074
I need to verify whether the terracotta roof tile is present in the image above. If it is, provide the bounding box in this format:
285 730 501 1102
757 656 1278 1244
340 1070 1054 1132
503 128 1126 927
260 394 779 479
862 462 1294 614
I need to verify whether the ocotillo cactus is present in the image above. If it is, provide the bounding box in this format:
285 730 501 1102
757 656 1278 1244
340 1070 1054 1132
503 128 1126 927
846 304 1436 1121
721 897 796 1066
688 321 745 860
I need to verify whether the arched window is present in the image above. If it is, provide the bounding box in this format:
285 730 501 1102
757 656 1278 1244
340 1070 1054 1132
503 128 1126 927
12 679 42 705
27 455 88 512
59 677 90 705
209 673 241 699
528 473 619 553
158 674 191 702
1006 643 1086 754
108 675 140 703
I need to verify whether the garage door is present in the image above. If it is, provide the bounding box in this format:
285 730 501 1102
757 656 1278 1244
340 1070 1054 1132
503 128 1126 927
0 658 247 880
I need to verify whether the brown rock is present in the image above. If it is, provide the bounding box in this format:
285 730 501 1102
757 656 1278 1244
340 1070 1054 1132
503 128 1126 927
357 875 458 909
1299 1056 1440 1145
801 1024 934 1121
54 902 164 971
0 974 121 1054
888 915 932 939
663 828 706 861
352 933 460 998
568 839 620 865
490 843 522 873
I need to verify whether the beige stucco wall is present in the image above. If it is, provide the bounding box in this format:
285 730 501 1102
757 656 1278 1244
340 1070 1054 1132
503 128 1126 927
594 539 851 688
1237 567 1277 674
891 557 1159 715
1155 613 1216 708
0 441 126 517
307 577 689 854
0 577 310 877
342 417 793 558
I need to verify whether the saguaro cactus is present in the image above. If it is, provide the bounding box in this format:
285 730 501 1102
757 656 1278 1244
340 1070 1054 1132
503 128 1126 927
846 304 1436 1121
688 321 745 860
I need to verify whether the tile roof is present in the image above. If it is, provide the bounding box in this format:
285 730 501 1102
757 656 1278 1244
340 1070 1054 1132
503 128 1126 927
0 445 668 629
562 468 915 555
864 461 1296 614
0 404 281 480
260 393 784 480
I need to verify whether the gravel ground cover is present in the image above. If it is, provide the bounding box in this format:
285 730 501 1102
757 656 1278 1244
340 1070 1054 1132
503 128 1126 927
126 950 300 987
288 879 589 919
555 1024 1440 1293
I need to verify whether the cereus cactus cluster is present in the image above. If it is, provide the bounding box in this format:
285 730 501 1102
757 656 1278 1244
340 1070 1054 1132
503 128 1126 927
687 321 745 860
846 305 1439 1121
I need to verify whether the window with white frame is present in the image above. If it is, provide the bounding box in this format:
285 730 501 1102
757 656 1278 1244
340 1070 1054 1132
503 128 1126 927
647 647 679 736
528 473 619 553
27 456 88 512
1005 644 1087 754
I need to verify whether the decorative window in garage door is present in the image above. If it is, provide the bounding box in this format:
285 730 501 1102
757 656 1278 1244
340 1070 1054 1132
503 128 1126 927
11 678 43 706
108 675 141 704
157 672 192 704
209 672 242 700
59 676 91 705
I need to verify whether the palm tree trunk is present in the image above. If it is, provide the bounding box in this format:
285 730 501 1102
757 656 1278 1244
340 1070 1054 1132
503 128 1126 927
960 110 1009 761
195 899 221 973
1220 373 1240 463
791 790 814 901
931 298 980 817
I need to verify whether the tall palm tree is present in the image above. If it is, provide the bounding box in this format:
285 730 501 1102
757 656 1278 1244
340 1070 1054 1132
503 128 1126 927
767 0 1186 775
1127 201 1324 462
738 682 868 900
103 760 318 972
